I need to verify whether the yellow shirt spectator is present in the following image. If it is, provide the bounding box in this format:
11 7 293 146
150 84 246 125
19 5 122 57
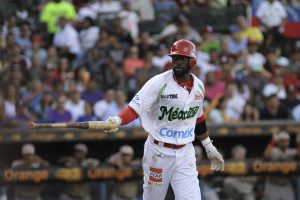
240 27 264 43
40 0 76 34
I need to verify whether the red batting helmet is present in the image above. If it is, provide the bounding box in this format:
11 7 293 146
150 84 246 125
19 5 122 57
169 39 197 68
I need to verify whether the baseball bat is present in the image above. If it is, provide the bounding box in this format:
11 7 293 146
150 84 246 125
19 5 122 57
29 121 117 130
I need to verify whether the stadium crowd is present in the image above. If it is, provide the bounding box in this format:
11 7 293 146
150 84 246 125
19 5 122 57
0 0 300 199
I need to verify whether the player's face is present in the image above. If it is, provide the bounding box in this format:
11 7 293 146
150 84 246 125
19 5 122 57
171 55 191 77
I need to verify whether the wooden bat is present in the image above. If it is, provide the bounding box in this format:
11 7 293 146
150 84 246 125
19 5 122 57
29 121 117 130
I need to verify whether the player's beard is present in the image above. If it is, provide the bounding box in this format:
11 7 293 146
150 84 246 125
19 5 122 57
173 65 190 79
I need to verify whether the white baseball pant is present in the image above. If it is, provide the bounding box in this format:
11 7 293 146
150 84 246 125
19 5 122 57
142 135 201 200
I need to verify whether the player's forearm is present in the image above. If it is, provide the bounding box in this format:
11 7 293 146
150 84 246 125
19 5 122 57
118 106 139 125
196 132 209 142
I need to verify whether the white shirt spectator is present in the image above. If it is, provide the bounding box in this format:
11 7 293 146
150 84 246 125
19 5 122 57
96 0 122 19
227 94 246 120
53 24 82 55
4 100 16 118
77 4 98 22
93 100 114 120
263 83 287 99
292 104 300 121
131 0 155 21
64 100 85 121
256 0 287 29
118 10 139 39
247 52 266 72
79 26 99 52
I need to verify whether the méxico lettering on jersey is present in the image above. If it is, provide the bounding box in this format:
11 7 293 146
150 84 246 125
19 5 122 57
158 106 199 121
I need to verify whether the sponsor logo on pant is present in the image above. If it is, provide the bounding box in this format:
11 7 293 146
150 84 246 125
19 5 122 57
149 167 163 186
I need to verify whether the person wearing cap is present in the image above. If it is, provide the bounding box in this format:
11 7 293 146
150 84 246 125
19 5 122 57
58 143 99 200
107 145 140 200
11 144 49 200
199 25 220 53
223 145 257 200
263 131 300 200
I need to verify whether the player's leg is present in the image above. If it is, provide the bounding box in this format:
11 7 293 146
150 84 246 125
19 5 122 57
171 144 201 200
142 139 175 200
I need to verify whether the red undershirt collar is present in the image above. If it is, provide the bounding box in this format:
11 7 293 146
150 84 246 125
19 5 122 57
173 74 194 92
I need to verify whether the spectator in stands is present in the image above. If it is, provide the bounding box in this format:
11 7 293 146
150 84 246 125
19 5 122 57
107 145 139 200
245 40 270 93
223 145 257 200
134 51 161 90
45 46 58 66
171 17 202 44
224 82 246 121
292 103 300 121
236 15 263 44
277 57 300 98
76 1 98 22
79 17 99 54
131 0 155 21
40 0 77 34
208 95 236 124
45 95 72 123
3 84 19 119
262 74 287 100
227 25 247 56
12 143 49 200
256 0 287 48
21 80 43 115
152 44 172 71
240 102 260 121
35 89 53 120
53 16 81 61
77 102 98 122
64 89 86 122
10 102 37 128
106 34 129 66
96 0 122 20
199 25 220 54
1 14 20 39
118 0 140 42
234 74 251 102
52 57 74 86
94 89 116 120
16 22 31 52
204 71 225 101
81 78 104 105
103 90 141 127
123 46 145 79
260 94 289 120
101 58 126 90
136 31 156 59
263 131 299 200
25 34 47 66
58 143 99 200
263 47 279 74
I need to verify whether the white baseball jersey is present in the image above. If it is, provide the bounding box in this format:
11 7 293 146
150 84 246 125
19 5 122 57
129 70 205 145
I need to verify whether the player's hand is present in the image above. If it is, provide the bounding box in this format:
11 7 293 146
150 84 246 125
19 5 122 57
202 138 224 171
206 146 225 171
105 116 122 133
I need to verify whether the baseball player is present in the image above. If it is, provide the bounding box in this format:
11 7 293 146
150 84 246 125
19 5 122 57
105 39 224 200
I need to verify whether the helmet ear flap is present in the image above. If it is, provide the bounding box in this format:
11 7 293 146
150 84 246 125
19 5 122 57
189 57 196 68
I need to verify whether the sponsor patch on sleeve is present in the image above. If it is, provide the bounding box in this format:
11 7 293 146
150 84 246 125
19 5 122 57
148 167 163 186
